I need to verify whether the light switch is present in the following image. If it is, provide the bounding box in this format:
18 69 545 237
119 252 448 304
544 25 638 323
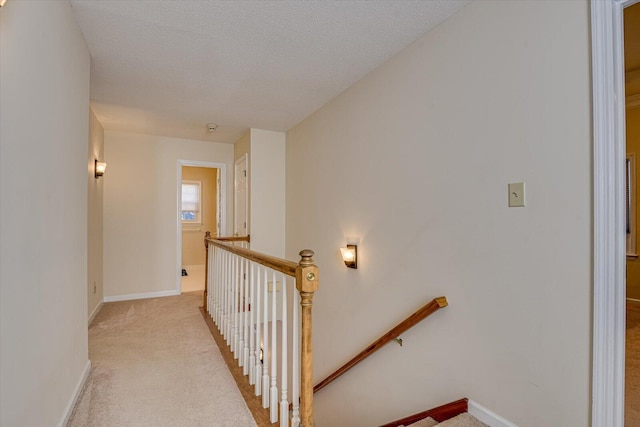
508 182 525 207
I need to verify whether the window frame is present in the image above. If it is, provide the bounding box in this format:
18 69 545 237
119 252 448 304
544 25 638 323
181 180 202 226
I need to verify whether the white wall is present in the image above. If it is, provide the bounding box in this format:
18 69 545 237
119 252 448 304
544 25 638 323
249 129 286 257
286 1 591 426
88 108 105 321
0 2 91 426
103 131 234 299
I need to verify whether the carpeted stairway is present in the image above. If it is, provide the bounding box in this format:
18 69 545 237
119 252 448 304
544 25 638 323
68 292 256 427
403 413 488 427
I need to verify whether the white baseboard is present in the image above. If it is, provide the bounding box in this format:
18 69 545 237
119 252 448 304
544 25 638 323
88 299 103 326
58 360 91 427
468 399 518 427
103 289 180 303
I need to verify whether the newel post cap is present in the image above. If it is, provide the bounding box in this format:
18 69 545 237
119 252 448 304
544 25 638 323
296 249 319 293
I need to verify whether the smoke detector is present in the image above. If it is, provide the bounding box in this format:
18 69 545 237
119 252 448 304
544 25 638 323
207 123 218 132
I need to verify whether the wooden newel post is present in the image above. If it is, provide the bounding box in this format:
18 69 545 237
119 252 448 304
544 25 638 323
296 249 319 427
203 231 211 310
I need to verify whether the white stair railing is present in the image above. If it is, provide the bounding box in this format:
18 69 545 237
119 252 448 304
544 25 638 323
204 233 318 427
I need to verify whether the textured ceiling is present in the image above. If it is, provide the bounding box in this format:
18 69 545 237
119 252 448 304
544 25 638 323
70 0 470 143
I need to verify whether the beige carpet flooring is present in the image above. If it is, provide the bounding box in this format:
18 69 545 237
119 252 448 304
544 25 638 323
68 292 256 427
627 300 640 427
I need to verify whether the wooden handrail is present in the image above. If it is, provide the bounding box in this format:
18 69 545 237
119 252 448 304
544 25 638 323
379 398 468 427
206 236 298 277
215 235 251 242
313 296 448 394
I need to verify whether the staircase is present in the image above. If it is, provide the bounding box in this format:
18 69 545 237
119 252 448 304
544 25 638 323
204 235 501 427
402 413 488 427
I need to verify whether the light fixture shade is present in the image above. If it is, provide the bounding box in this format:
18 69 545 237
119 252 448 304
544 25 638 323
95 160 107 178
340 245 357 269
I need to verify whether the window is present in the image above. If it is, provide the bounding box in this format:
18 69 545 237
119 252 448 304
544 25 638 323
181 181 201 224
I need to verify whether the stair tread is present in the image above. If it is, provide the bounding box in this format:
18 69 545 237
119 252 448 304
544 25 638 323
405 413 488 427
437 413 488 427
403 416 438 427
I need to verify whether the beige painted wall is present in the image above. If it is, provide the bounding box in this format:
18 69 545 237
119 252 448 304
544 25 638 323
88 108 105 320
234 130 251 163
627 106 640 300
233 129 286 257
182 166 218 266
103 131 233 299
249 129 285 257
0 1 91 425
286 1 591 426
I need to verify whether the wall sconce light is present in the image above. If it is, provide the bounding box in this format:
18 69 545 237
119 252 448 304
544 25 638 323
340 245 357 269
95 159 107 178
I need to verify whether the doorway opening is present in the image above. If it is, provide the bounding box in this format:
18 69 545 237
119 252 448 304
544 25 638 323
177 160 226 294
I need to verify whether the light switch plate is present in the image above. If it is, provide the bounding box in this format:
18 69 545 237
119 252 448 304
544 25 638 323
508 182 525 207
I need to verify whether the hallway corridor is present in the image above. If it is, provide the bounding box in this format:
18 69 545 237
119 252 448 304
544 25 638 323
68 292 256 426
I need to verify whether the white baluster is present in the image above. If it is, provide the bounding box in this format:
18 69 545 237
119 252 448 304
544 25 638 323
228 253 233 346
233 255 239 356
213 248 217 324
222 251 231 334
280 273 289 427
255 263 262 396
218 250 227 326
214 248 218 324
249 262 256 384
270 270 278 423
291 283 300 427
243 258 250 374
222 251 228 339
262 267 270 408
238 257 245 366
224 251 229 337
210 247 215 319
220 249 224 327
226 252 232 341
209 247 214 319
216 248 222 326
227 251 233 343
205 245 210 314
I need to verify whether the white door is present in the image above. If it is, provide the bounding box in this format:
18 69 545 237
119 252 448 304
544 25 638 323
217 168 222 236
234 155 248 236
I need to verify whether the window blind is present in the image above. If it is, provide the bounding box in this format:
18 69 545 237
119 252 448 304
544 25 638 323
182 182 200 212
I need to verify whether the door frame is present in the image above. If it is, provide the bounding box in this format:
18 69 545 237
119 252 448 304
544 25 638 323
591 1 638 425
176 159 227 294
234 154 249 236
